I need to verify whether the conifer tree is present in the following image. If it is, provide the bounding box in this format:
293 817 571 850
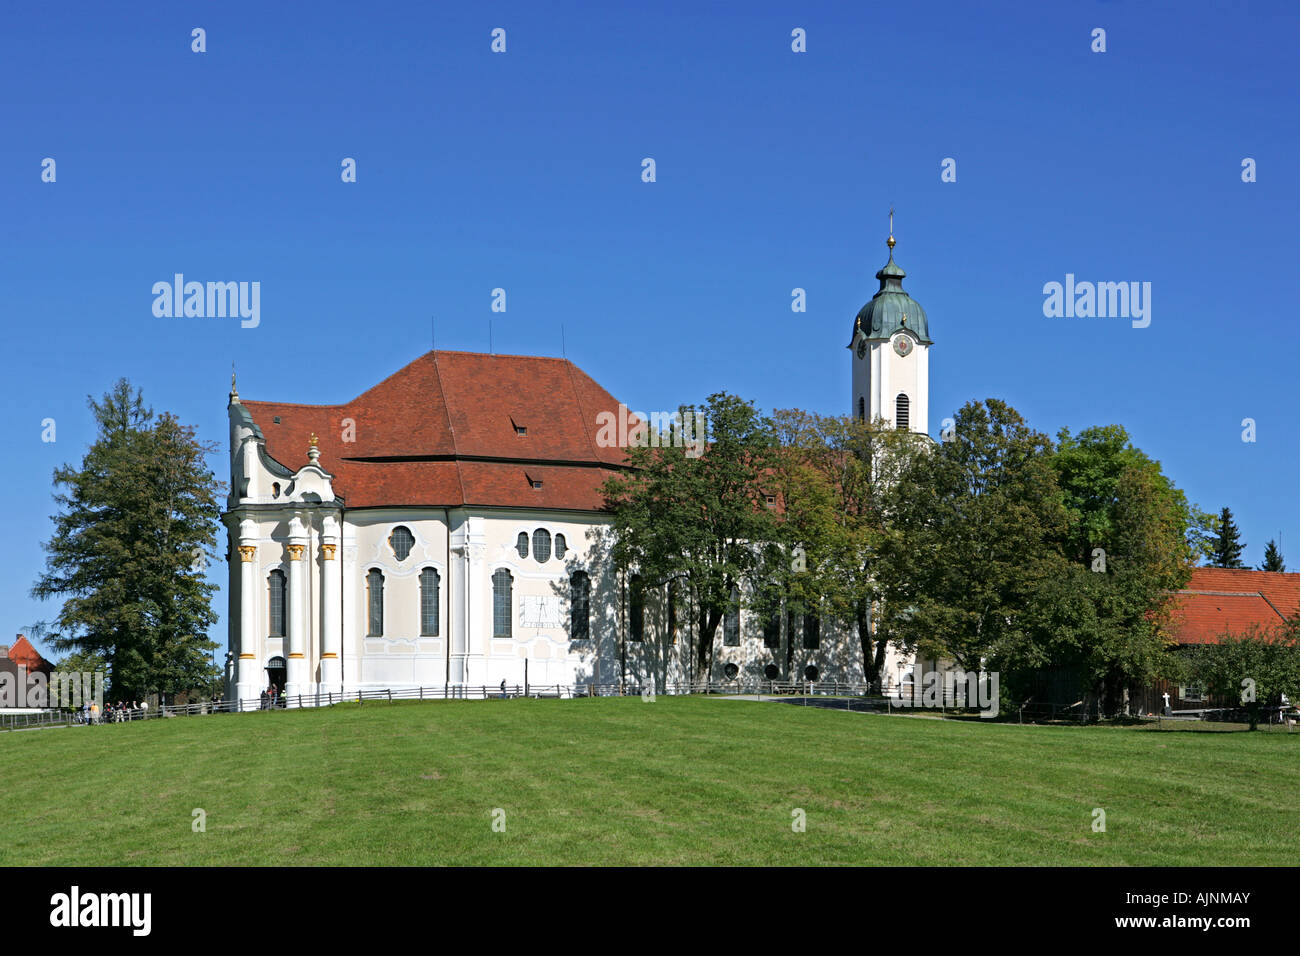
1260 538 1286 572
1209 506 1246 568
31 380 221 699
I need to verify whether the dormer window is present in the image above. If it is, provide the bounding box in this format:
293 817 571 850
511 417 528 436
526 473 543 489
273 416 281 424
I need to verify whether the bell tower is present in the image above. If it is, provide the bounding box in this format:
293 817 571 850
847 212 932 435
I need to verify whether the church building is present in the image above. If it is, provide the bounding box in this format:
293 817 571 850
222 235 930 702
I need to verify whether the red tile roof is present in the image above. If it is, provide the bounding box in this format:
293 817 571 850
240 351 632 511
1168 567 1300 645
7 636 50 670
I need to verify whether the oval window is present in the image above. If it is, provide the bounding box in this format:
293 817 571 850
532 529 552 562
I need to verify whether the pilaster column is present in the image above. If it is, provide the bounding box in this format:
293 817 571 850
449 516 485 687
285 533 307 703
236 522 260 708
319 514 342 697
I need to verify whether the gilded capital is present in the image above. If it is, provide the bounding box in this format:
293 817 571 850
321 543 337 561
237 545 257 563
286 544 306 561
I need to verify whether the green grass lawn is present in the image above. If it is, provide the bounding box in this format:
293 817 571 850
3 696 1296 865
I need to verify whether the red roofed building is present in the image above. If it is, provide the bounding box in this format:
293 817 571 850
223 350 646 702
4 635 51 671
1168 567 1300 646
1128 567 1300 712
0 635 54 710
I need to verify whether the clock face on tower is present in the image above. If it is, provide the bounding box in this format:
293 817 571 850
892 335 913 358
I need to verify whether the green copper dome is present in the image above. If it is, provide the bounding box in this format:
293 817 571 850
850 246 931 345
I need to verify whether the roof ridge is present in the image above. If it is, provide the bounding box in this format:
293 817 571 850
1182 589 1274 596
562 358 603 465
242 399 345 410
430 352 467 505
1257 590 1288 621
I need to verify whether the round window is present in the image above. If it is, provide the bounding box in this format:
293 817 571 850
804 665 819 682
764 664 779 680
723 662 739 680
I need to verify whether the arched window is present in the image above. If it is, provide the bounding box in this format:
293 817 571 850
723 586 740 646
858 397 865 421
366 569 384 636
802 613 820 649
667 579 678 644
570 571 590 640
763 609 781 649
419 568 440 636
492 569 513 638
629 574 645 642
532 528 552 562
515 532 529 559
554 533 567 560
895 393 910 431
389 526 414 561
267 570 286 637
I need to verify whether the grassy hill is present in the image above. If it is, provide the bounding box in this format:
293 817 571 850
3 696 1296 865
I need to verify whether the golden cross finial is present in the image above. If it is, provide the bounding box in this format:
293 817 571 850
887 206 896 250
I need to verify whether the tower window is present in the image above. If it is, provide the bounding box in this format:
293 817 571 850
858 397 865 421
895 393 910 431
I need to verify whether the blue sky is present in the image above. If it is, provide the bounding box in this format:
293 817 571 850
3 0 1297 661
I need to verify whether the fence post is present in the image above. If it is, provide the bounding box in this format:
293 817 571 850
387 689 392 702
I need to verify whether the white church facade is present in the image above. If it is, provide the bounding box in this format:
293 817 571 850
222 236 930 703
